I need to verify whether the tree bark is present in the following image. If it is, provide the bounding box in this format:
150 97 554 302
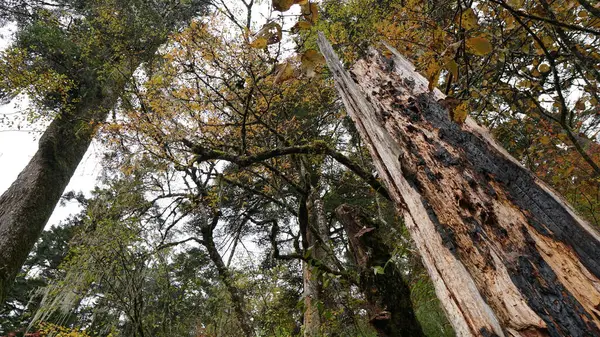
0 2 207 302
200 222 255 337
302 188 324 337
336 204 424 337
0 83 124 303
318 33 600 337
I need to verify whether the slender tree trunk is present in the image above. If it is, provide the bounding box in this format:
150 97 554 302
318 33 600 337
200 224 254 336
336 204 424 337
302 188 324 337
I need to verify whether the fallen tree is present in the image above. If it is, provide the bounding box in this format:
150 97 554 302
318 33 600 336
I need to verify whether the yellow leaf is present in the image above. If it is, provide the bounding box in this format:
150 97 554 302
451 101 469 124
274 62 295 83
301 2 319 23
507 0 523 6
445 59 459 80
249 37 268 49
538 63 551 73
273 0 294 11
301 49 325 77
517 80 531 88
423 59 441 91
460 8 479 30
505 16 516 30
540 136 551 145
293 21 312 32
255 22 282 45
466 37 492 56
428 69 440 92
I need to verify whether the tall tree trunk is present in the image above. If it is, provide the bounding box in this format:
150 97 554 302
200 223 254 337
0 2 207 302
0 80 126 303
318 33 600 337
336 204 424 337
302 260 320 337
302 188 324 337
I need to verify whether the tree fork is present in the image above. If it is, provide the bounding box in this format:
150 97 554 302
317 33 600 337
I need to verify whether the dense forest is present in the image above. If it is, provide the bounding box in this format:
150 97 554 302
1 0 600 336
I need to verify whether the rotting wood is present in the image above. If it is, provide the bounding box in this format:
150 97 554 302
317 32 600 337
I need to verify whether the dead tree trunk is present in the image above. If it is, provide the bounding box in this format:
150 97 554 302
336 204 424 337
318 33 600 337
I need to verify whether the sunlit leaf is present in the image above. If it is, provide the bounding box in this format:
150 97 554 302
301 2 319 23
507 0 523 6
300 49 325 77
274 62 296 83
540 136 551 145
460 8 479 30
538 63 551 74
293 21 313 31
255 22 283 45
451 101 469 124
445 59 459 80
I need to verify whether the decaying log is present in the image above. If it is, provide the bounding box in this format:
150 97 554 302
317 32 600 337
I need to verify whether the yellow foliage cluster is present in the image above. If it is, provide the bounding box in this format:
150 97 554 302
37 322 92 337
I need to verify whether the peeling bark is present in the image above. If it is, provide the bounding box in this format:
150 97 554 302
318 33 600 337
336 204 424 337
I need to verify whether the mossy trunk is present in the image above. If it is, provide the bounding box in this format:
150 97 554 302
336 204 424 337
0 84 121 303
